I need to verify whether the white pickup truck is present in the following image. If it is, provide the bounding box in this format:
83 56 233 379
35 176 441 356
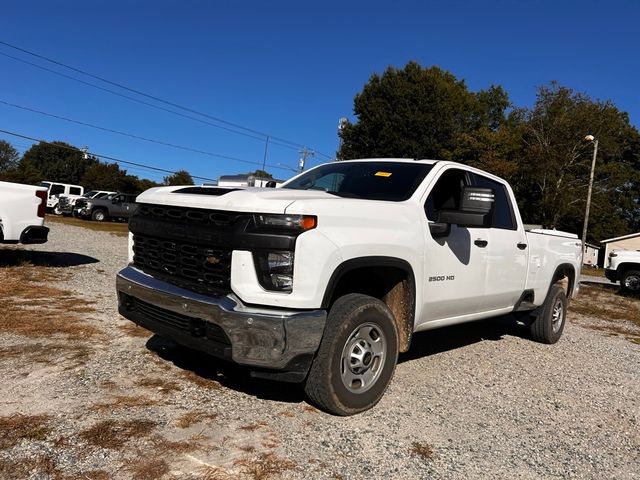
117 159 581 415
605 250 640 293
0 181 49 244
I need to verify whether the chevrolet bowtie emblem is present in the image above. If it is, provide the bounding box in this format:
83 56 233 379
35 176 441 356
206 256 220 265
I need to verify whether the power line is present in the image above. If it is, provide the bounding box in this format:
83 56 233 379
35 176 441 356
0 99 294 171
0 40 333 159
0 128 218 182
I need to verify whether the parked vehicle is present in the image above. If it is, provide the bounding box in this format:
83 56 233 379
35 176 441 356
116 159 582 415
0 181 49 244
37 181 84 214
57 190 116 216
74 193 139 221
605 250 640 293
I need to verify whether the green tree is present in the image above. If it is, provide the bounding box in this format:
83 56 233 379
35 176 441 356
0 140 20 176
249 169 273 179
163 169 194 186
515 82 639 241
338 61 509 160
20 141 96 184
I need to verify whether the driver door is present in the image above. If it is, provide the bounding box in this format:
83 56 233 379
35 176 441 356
421 168 490 322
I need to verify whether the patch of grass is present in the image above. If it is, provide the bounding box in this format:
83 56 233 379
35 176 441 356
119 322 152 338
234 452 296 480
570 285 640 343
0 264 99 340
79 419 157 449
91 394 159 411
411 441 435 461
0 454 61 479
0 414 51 449
175 411 218 429
125 457 170 480
75 471 111 480
135 377 182 393
180 369 221 389
47 215 129 237
581 266 606 278
239 420 268 432
0 342 91 369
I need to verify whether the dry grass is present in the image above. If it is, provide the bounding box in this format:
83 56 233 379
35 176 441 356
0 263 98 340
0 454 61 479
411 441 435 460
175 410 218 429
125 457 170 480
119 322 152 338
91 394 159 411
581 266 606 278
135 377 182 393
570 285 640 343
47 214 129 237
234 452 296 480
79 419 157 449
0 414 51 449
0 342 90 369
180 369 222 389
239 420 268 432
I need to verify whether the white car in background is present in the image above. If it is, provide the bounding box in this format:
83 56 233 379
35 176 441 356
605 250 640 293
0 181 49 244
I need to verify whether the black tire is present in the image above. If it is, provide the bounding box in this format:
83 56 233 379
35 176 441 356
304 293 399 416
53 204 62 215
91 209 108 222
620 270 640 294
529 284 567 344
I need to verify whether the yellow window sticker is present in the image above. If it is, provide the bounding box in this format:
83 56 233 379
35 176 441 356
375 171 392 177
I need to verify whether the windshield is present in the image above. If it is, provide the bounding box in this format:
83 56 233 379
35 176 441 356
84 191 99 197
282 161 434 201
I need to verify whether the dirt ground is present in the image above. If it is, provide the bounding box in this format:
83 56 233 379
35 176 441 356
0 219 639 479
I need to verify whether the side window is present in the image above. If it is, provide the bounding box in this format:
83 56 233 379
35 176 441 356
69 187 82 195
471 173 516 230
50 184 65 196
424 169 469 221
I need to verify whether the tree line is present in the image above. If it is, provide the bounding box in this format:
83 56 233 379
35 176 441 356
0 140 195 192
338 62 640 242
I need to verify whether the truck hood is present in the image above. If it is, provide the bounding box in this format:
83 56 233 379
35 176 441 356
136 185 343 214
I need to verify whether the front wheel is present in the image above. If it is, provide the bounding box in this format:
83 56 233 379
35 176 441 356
91 209 108 222
529 284 567 344
53 204 62 215
621 270 640 294
304 293 399 416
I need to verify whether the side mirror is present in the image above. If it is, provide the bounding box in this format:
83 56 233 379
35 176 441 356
265 181 276 188
437 187 494 228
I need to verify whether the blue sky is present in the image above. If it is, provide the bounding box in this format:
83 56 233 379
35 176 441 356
1 0 638 183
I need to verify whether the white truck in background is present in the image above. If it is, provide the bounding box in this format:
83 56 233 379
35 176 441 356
0 181 49 244
117 159 582 415
605 250 640 293
57 190 117 216
37 181 84 214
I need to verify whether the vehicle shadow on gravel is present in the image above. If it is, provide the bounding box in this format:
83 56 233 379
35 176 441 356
145 335 306 404
400 315 529 362
0 250 99 267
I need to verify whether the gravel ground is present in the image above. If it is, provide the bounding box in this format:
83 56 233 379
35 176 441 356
1 219 639 479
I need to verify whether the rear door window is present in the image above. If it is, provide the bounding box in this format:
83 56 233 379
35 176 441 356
470 173 516 230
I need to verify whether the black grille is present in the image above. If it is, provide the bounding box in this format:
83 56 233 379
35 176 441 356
75 198 88 209
133 234 232 296
126 296 230 345
136 203 244 228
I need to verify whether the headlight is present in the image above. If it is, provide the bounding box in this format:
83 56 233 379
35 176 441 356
253 214 316 231
253 251 294 292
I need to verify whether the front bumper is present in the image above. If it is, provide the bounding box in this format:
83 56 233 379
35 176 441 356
605 268 618 283
116 265 326 382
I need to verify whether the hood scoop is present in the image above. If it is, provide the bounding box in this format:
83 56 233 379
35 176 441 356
172 186 242 196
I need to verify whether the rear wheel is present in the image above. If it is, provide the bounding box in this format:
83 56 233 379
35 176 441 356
53 204 62 215
529 284 567 344
304 293 398 416
621 270 640 293
91 209 108 222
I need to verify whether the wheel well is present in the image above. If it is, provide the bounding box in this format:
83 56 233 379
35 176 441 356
550 264 576 298
618 263 640 276
323 259 415 353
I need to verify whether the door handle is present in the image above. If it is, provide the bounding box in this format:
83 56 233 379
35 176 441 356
517 242 528 250
474 239 488 248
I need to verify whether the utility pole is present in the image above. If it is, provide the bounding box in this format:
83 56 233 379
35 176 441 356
261 136 269 172
337 117 348 161
581 135 599 255
299 147 314 172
